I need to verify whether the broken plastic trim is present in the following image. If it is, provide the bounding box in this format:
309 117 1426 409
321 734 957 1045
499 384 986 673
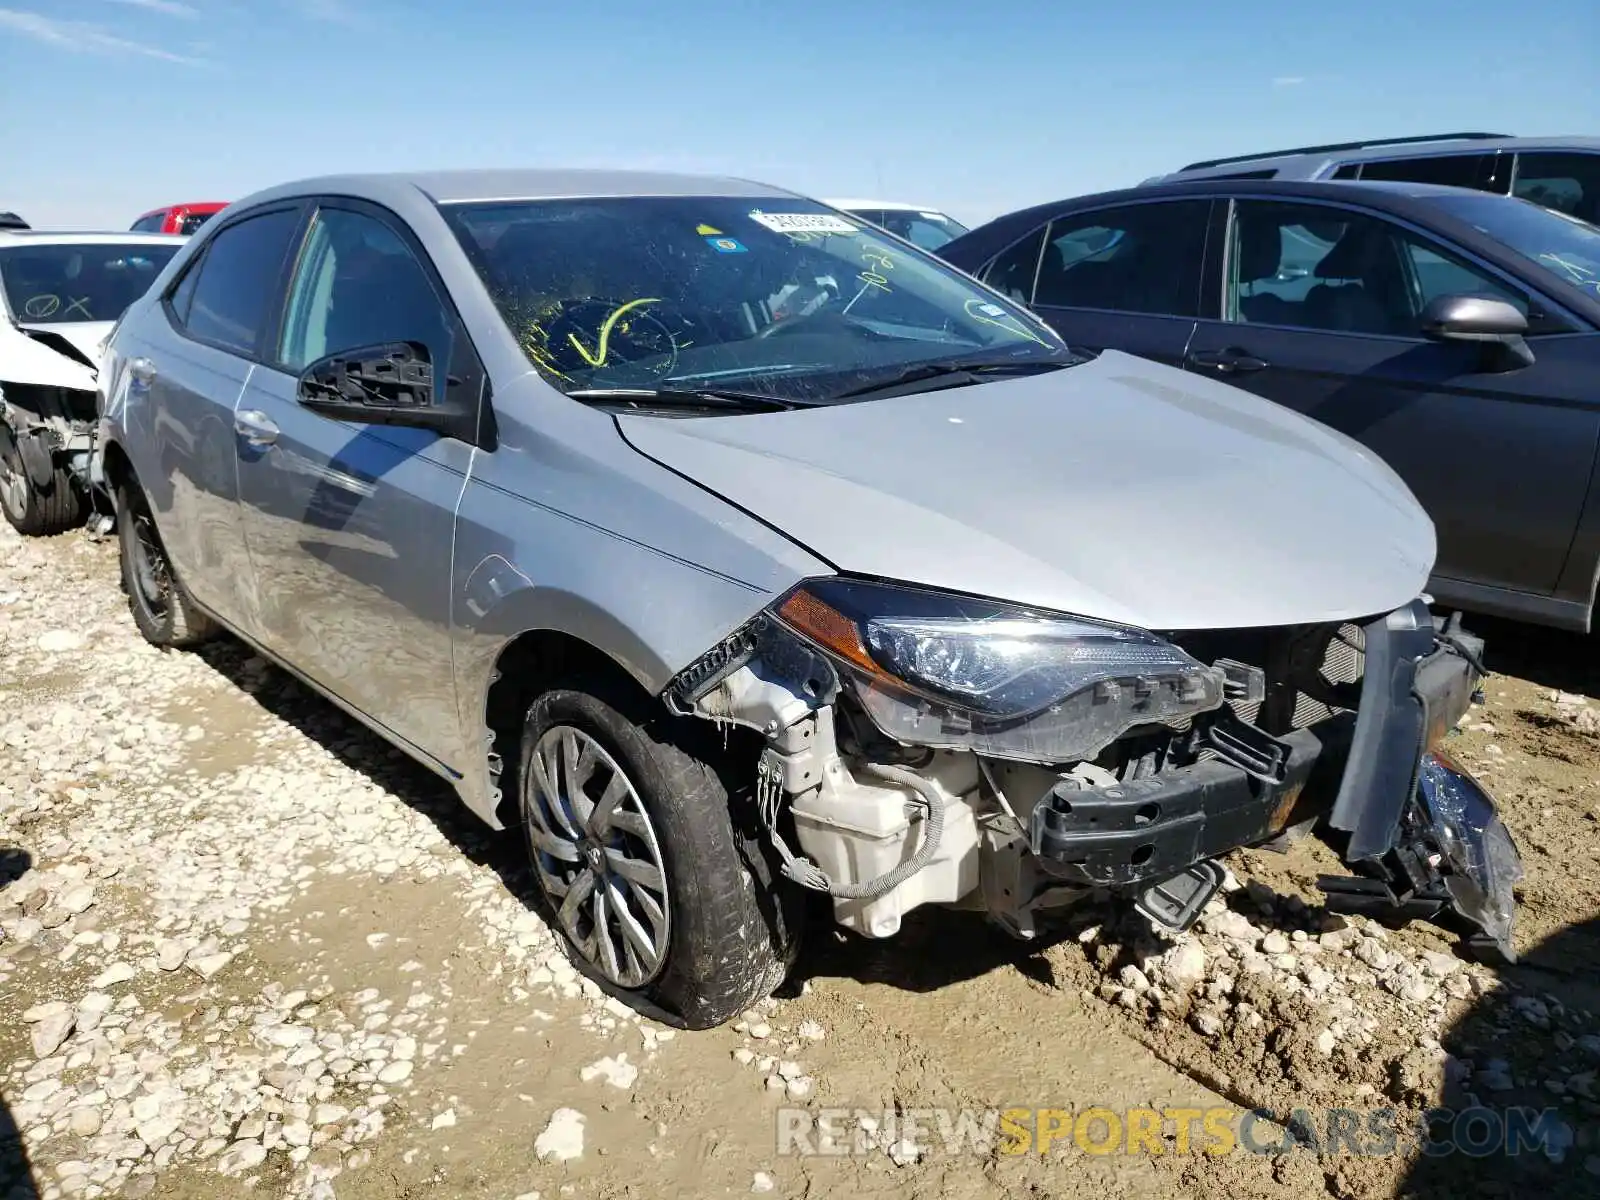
1416 751 1523 960
664 614 840 721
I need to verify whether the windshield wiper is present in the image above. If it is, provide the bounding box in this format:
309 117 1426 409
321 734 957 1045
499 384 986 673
829 355 1077 401
566 386 802 413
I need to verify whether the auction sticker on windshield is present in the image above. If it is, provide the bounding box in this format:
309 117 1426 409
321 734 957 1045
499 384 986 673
749 212 859 235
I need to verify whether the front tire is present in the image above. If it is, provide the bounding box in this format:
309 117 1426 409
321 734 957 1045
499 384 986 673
116 481 218 648
0 439 82 536
517 677 803 1029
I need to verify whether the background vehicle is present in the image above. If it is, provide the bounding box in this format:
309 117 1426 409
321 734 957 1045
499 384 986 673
0 230 186 534
824 198 970 250
0 212 28 231
130 202 229 236
96 169 1514 1029
938 178 1600 633
1142 133 1600 224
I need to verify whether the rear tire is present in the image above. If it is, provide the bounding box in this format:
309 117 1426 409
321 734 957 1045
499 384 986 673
517 675 804 1029
116 480 218 648
0 439 82 536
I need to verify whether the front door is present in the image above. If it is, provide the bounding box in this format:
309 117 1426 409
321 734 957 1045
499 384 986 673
234 200 481 771
982 198 1213 369
1184 197 1600 603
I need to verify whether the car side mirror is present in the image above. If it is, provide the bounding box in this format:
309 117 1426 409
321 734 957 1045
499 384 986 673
296 341 478 442
1420 294 1534 369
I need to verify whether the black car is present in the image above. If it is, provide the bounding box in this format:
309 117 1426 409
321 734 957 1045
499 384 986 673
938 178 1600 633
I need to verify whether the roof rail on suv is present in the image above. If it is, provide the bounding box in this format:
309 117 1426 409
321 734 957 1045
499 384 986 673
1178 131 1513 173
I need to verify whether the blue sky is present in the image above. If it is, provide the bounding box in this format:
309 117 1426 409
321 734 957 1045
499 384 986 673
4 0 1597 230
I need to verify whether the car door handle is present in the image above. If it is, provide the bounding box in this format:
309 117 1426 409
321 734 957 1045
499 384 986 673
1187 348 1270 374
129 357 157 383
235 409 280 447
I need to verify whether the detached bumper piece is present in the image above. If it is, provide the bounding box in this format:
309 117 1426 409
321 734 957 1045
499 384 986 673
1031 717 1347 891
1028 600 1522 956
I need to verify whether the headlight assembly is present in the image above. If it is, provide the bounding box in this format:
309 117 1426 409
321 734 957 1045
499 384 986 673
772 578 1224 764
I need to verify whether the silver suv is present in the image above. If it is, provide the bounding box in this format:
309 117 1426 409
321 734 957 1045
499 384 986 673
1144 132 1600 225
94 169 1522 1027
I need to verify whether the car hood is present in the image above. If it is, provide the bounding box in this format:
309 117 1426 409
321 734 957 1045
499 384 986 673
0 320 110 390
617 350 1437 632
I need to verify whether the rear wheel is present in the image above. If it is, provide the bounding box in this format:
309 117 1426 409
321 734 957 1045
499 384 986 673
0 438 82 536
517 676 803 1028
116 481 218 647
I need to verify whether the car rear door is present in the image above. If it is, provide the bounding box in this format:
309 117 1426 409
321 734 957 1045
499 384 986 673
1182 195 1600 611
977 198 1213 369
232 197 485 773
121 203 304 631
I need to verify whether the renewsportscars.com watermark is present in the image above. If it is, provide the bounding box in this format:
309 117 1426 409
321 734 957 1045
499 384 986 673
775 1104 1581 1161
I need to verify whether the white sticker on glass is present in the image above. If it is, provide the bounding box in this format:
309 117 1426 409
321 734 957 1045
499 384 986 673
748 211 859 235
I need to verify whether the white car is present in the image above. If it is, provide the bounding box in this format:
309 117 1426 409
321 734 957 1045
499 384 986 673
823 199 970 251
0 229 186 534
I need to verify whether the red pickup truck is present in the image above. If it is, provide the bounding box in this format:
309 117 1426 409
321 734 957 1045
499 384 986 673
129 202 229 235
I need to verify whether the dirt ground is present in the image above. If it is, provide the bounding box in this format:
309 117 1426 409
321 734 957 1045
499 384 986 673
4 523 1600 1200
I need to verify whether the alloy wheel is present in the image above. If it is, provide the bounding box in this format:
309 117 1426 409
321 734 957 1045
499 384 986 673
130 511 173 620
522 725 671 989
0 442 27 519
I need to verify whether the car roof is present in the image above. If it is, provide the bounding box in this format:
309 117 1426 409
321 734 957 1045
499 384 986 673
937 177 1535 268
1162 133 1600 178
232 168 803 212
824 198 954 214
139 201 229 214
0 230 189 246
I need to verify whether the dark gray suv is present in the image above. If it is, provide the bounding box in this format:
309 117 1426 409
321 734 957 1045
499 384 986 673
939 177 1600 633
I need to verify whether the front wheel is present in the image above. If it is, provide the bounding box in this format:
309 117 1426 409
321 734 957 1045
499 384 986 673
517 677 803 1028
116 481 218 648
0 437 82 536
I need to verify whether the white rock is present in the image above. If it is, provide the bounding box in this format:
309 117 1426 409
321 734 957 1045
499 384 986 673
31 1011 75 1058
888 1138 920 1166
216 1140 268 1176
90 962 137 988
1260 931 1291 956
38 629 86 653
430 1108 456 1130
1316 1029 1337 1056
186 952 234 980
264 1024 314 1048
155 941 188 972
797 1020 826 1042
752 1172 776 1193
23 1000 71 1023
377 1060 413 1084
579 1054 638 1089
1160 941 1207 990
59 885 96 915
535 1108 586 1161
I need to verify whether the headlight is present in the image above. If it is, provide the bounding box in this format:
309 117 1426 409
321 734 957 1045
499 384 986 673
772 578 1224 764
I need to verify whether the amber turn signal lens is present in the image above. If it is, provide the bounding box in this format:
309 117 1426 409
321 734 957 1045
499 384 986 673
775 587 884 678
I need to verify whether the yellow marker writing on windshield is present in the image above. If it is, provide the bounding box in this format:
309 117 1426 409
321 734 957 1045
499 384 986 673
963 298 1051 347
567 298 663 368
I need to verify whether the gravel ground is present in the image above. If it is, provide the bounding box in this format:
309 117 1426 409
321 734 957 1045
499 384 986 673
3 521 1600 1199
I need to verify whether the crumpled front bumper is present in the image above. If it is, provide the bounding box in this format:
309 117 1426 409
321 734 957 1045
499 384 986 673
1028 598 1522 956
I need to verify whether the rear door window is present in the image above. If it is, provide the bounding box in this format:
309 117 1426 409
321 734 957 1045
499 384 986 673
979 225 1046 303
1513 152 1600 224
1356 153 1498 190
1031 200 1210 316
178 208 302 357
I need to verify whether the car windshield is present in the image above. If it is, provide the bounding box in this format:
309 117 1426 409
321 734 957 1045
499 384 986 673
1431 192 1600 300
441 196 1069 404
0 242 180 324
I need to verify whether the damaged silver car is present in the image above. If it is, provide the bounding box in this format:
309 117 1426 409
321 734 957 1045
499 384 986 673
0 230 185 534
93 170 1521 1028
